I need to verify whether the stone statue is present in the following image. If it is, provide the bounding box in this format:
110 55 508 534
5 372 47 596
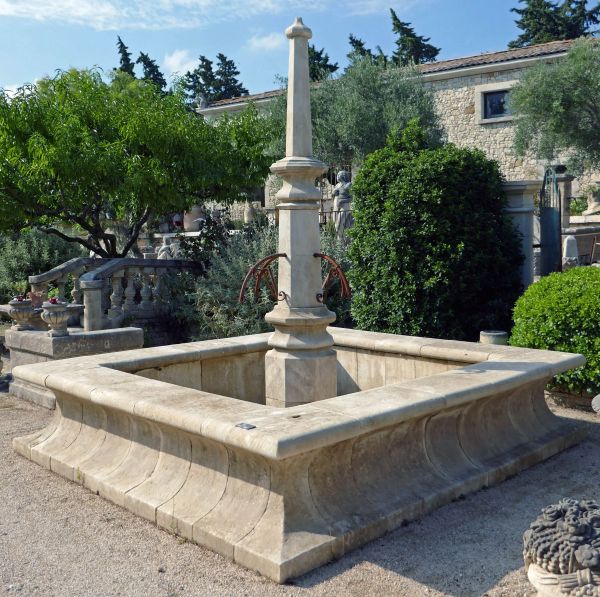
157 237 180 260
583 184 600 216
523 498 600 596
332 170 353 238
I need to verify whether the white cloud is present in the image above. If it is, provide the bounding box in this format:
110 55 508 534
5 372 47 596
247 32 284 52
0 0 418 30
163 49 197 78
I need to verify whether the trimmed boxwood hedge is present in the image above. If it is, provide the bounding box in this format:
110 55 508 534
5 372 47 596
347 120 523 341
510 266 600 394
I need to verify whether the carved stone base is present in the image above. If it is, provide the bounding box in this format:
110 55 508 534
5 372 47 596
528 563 600 596
265 347 337 407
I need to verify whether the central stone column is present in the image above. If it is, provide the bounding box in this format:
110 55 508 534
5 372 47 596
264 17 337 408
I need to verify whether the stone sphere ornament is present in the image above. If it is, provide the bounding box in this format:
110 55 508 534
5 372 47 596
524 498 600 596
8 296 34 331
41 299 70 337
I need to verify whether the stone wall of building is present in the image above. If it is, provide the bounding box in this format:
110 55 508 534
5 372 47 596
426 67 542 182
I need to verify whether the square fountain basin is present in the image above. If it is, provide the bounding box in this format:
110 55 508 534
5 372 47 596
12 327 585 582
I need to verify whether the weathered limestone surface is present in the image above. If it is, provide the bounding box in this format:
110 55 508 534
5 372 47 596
6 327 143 408
13 329 585 582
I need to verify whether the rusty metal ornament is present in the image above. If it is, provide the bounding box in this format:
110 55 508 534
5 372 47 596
314 253 351 303
239 252 350 305
239 253 286 303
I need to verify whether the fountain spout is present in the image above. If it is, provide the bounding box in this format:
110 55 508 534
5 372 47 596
264 17 337 408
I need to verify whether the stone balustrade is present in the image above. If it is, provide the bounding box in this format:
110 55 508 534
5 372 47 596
78 258 203 332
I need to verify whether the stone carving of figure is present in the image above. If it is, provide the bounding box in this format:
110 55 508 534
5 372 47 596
332 170 353 238
157 237 181 260
583 183 600 216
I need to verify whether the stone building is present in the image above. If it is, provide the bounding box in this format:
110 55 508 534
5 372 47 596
199 39 578 194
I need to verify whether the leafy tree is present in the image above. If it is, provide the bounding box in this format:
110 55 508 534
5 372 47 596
308 44 339 81
0 69 273 257
267 55 441 168
116 36 135 77
508 0 600 48
136 52 167 91
348 120 523 341
183 53 248 103
390 8 440 65
511 38 600 172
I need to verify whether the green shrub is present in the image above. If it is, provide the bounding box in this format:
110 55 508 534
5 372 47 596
510 267 600 394
171 224 352 341
348 120 523 341
0 229 85 303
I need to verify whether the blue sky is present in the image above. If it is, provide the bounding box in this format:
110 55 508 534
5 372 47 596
0 0 522 95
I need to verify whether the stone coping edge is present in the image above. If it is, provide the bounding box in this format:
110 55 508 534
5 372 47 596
11 330 585 460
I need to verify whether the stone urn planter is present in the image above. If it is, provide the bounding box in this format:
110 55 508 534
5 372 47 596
41 299 70 337
7 296 34 331
524 498 600 596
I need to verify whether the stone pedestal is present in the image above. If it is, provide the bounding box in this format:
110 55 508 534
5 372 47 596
5 327 143 408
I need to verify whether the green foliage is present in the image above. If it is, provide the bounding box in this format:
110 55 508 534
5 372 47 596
183 53 248 104
266 57 441 168
390 8 440 65
348 121 523 341
509 0 600 48
510 267 600 393
177 214 231 268
511 38 600 172
570 195 589 215
171 225 351 341
0 70 271 256
0 230 84 303
308 44 339 82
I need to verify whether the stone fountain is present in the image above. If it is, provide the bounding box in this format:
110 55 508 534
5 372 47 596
13 18 585 583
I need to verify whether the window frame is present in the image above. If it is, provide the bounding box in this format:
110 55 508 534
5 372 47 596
475 80 517 125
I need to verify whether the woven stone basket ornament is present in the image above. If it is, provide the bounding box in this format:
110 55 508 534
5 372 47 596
524 498 600 596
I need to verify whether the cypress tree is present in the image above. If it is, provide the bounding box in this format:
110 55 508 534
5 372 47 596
508 0 600 48
308 44 339 81
213 53 248 101
183 56 216 105
390 8 440 65
116 36 135 77
136 52 167 91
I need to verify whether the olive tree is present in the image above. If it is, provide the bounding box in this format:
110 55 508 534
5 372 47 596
266 56 441 168
511 37 600 172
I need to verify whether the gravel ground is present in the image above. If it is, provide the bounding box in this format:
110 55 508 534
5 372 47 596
1 394 599 597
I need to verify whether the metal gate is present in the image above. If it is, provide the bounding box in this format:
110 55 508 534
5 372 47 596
539 167 562 275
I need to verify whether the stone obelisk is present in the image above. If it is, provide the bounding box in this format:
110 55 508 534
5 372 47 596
264 17 337 408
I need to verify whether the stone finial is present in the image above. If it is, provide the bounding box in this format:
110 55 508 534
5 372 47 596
524 498 600 596
286 17 312 39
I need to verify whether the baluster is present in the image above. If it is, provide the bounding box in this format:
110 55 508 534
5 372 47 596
70 268 84 304
153 270 164 304
107 270 125 319
56 277 67 302
139 268 154 312
122 268 138 315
